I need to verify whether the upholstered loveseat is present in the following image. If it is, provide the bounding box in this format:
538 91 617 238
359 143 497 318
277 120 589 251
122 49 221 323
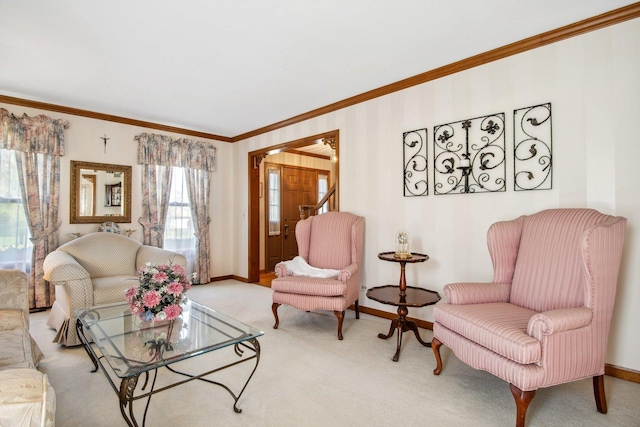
44 232 186 346
0 269 56 427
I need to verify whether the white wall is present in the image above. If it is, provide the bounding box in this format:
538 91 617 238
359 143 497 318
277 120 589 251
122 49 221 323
233 18 640 371
0 104 236 277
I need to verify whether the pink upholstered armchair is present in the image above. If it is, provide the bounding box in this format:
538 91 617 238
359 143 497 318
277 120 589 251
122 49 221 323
431 209 627 427
271 212 365 340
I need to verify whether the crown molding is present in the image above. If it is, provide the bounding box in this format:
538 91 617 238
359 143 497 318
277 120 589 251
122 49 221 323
0 94 232 142
2 3 638 144
231 3 640 142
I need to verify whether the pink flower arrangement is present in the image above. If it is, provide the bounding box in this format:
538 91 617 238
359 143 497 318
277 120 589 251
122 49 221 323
125 263 193 321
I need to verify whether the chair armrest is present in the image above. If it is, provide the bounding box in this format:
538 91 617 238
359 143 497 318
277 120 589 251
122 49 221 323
43 251 90 282
274 262 291 278
136 246 187 269
444 282 511 305
528 307 592 339
338 263 358 282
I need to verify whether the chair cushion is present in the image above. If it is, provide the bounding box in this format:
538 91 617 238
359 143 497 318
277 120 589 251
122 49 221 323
93 276 139 305
59 232 141 278
271 275 348 297
434 302 541 364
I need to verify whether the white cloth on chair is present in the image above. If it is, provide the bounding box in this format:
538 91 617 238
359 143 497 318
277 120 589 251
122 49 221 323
283 256 340 278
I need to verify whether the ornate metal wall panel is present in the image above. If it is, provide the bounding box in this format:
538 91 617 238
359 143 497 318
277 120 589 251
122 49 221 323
513 103 552 191
433 113 506 195
403 128 428 196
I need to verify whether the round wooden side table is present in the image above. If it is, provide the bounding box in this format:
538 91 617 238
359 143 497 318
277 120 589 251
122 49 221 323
367 252 440 361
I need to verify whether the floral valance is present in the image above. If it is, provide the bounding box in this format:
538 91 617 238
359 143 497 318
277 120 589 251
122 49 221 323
0 108 69 156
136 133 216 171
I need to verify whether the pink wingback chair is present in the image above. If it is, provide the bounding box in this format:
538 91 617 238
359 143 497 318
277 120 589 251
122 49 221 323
431 208 627 427
271 212 365 340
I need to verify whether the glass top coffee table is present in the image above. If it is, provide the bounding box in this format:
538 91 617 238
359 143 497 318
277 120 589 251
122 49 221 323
75 299 263 427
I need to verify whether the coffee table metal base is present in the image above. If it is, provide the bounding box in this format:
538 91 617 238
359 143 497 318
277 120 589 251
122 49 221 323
76 319 261 427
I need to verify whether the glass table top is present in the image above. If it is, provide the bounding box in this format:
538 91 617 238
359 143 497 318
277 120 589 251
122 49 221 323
75 299 263 378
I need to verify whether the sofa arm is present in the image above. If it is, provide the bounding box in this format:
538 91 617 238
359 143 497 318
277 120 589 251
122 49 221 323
338 263 358 282
0 270 29 315
43 251 90 282
136 246 187 270
444 282 511 305
0 368 56 427
528 307 592 339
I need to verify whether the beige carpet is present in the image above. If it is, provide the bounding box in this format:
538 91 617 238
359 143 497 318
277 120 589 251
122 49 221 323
29 280 640 427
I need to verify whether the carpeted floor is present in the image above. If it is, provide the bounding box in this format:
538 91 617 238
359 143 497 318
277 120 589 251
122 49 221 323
29 280 640 426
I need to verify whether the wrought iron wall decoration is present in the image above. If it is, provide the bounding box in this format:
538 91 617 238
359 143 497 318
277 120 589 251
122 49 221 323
403 128 428 196
513 103 552 191
433 113 506 195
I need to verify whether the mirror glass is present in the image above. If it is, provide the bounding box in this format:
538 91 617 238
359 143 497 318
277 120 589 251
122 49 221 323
70 160 132 223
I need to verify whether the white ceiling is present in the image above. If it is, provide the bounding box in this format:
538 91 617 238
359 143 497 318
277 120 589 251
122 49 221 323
0 1 636 139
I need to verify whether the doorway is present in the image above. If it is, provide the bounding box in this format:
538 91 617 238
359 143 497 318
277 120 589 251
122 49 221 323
265 163 329 272
247 130 339 283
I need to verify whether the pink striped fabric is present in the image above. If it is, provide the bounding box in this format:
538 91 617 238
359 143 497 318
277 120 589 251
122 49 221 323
434 302 540 364
487 215 525 285
271 275 348 297
510 209 613 313
433 208 627 392
444 282 511 305
273 292 350 312
272 212 365 315
305 212 363 270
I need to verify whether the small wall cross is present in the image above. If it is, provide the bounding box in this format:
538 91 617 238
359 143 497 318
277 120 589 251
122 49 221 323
100 134 110 153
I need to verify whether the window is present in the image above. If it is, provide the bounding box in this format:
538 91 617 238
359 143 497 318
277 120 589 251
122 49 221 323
268 168 281 236
318 174 329 214
163 167 195 276
0 149 32 272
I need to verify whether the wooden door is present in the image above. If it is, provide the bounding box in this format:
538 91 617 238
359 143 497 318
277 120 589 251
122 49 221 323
265 164 318 272
282 166 317 261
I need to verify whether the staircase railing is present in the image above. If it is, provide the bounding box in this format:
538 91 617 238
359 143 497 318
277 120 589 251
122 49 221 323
298 184 336 219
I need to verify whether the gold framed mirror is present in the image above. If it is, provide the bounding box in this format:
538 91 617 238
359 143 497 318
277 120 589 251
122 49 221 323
70 160 132 224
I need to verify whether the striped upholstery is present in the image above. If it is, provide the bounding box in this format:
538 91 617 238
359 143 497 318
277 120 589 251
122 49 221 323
433 208 627 394
272 212 365 336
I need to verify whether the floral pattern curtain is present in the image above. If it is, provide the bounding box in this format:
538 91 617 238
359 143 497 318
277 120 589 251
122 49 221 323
136 133 215 281
185 163 211 283
0 108 68 309
136 133 174 247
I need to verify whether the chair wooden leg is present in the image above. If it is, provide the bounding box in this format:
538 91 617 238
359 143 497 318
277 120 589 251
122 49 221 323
432 337 443 375
334 310 345 340
593 375 608 414
355 299 360 319
510 384 536 427
272 303 280 329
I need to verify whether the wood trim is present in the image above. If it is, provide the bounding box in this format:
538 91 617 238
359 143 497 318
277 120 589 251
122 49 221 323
230 3 640 142
0 94 232 142
288 149 331 161
207 275 250 283
605 364 640 384
247 130 339 283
